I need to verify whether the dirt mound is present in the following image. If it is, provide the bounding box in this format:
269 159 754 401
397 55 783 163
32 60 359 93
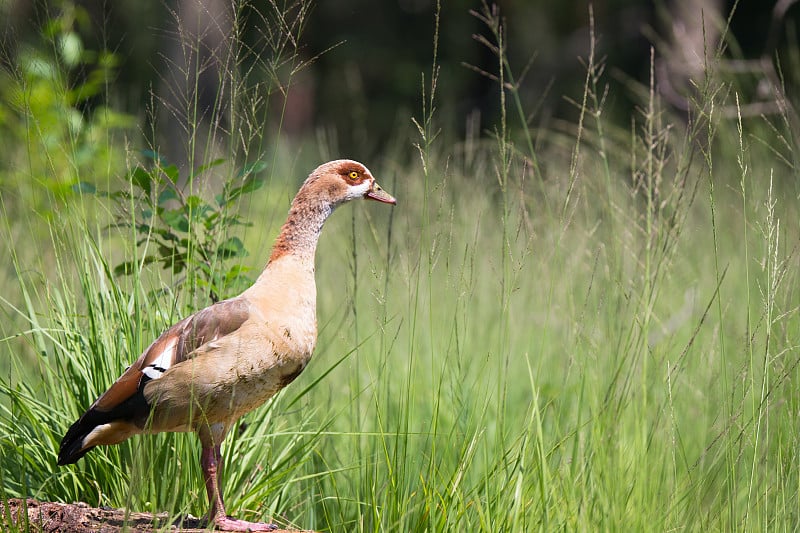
1 499 307 532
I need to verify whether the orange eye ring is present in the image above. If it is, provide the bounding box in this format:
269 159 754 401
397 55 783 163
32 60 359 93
348 171 359 180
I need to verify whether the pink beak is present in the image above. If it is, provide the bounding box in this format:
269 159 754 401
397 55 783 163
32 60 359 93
365 182 397 205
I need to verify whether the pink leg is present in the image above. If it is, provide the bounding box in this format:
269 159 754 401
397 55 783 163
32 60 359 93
200 444 277 531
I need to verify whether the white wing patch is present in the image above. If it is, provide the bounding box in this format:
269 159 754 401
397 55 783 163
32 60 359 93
142 338 177 380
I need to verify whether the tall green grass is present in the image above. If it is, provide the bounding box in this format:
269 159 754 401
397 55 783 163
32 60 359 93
3 2 800 532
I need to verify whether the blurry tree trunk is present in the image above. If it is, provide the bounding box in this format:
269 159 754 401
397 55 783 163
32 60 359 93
159 0 233 179
657 0 723 110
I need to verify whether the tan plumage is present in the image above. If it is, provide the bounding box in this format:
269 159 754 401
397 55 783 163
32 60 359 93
57 159 396 531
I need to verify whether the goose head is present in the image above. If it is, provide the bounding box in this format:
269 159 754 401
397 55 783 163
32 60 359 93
300 159 397 208
266 160 395 264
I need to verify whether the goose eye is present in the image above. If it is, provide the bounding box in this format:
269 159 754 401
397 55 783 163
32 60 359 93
348 171 359 180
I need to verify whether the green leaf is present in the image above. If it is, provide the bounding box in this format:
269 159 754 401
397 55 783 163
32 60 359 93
165 255 187 274
71 182 97 194
204 211 221 230
158 188 178 206
194 158 226 177
185 195 204 210
134 222 151 234
129 167 154 194
109 190 131 200
157 244 176 257
58 32 83 67
224 264 252 282
113 261 135 276
113 256 157 276
217 237 247 259
161 209 189 232
217 161 267 206
153 228 180 243
221 177 265 206
221 215 247 227
237 160 268 178
162 164 180 184
141 150 168 165
239 175 265 196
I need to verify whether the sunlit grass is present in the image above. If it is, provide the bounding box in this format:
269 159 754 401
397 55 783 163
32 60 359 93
2 2 800 532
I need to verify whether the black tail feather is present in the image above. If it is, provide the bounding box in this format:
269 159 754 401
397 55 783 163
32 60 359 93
57 410 106 466
57 390 151 466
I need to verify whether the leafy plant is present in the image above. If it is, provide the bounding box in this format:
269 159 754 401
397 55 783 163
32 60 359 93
76 153 267 302
0 1 132 199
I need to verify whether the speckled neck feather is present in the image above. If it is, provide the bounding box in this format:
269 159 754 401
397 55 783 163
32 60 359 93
267 183 334 264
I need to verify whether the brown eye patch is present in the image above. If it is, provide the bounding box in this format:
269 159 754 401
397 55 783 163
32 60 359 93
342 168 368 183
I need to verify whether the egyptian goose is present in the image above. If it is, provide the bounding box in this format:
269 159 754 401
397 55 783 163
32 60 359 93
57 160 396 531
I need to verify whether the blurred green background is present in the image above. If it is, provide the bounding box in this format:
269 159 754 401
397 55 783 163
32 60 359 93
2 0 795 159
2 1 800 531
